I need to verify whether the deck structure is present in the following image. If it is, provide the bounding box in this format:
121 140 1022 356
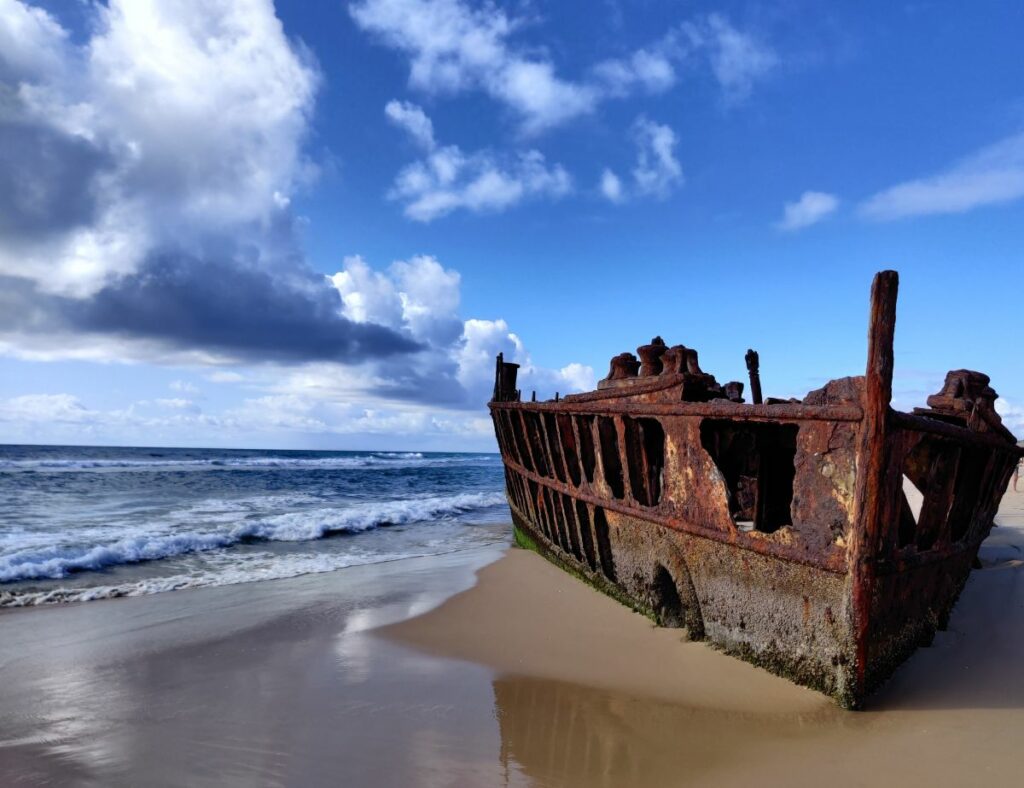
489 271 1022 707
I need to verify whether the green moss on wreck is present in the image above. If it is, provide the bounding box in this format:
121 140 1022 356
513 521 857 707
513 523 659 625
512 524 539 553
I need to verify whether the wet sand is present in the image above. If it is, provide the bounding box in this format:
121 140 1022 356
1 490 1022 786
383 487 1024 786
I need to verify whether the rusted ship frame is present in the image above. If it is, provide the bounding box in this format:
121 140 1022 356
489 271 1022 708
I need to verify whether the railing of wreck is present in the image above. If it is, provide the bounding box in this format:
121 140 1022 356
872 409 1021 574
491 400 859 574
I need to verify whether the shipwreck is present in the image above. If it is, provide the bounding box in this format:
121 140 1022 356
489 270 1022 708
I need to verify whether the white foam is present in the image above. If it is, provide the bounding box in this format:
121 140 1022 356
231 492 508 542
372 452 424 459
0 549 443 607
0 492 508 583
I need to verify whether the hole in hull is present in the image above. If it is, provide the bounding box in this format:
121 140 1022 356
598 417 625 500
593 507 616 582
575 500 596 570
699 419 797 533
543 412 567 483
557 413 582 487
511 412 534 473
576 415 597 484
523 411 550 478
623 416 665 506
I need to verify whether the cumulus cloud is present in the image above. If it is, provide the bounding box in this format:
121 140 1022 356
325 255 594 407
0 0 418 365
777 191 839 231
385 102 571 220
0 393 91 424
601 117 683 202
860 132 1024 221
351 1 775 134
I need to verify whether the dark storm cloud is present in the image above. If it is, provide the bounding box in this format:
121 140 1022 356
0 250 422 364
369 365 470 406
0 116 114 241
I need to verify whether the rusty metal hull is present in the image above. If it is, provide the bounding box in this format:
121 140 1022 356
488 272 1022 708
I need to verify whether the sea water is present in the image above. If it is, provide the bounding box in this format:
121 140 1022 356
0 444 509 607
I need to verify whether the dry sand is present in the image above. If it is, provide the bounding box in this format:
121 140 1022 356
0 489 1021 786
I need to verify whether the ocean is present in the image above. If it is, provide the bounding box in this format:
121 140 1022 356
0 444 509 607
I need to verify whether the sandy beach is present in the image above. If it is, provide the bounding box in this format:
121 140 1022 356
1 488 1022 786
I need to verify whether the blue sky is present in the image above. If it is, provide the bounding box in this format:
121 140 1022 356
1 0 1022 450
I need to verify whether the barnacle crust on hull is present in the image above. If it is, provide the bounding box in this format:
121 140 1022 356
489 271 1023 708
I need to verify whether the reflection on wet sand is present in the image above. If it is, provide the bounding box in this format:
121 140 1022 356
493 676 840 787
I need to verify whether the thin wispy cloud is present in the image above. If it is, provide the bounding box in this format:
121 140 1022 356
593 47 677 97
777 191 839 231
351 1 776 134
600 117 683 202
599 169 624 203
351 0 597 134
694 13 779 102
384 99 436 149
860 132 1024 221
386 102 571 221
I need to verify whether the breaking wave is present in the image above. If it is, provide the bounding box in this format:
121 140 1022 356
0 492 507 583
0 453 491 472
0 548 457 608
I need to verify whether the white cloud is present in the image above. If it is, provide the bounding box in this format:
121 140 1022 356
490 59 597 135
631 117 683 199
600 118 683 203
386 106 571 221
0 0 69 80
777 191 839 231
385 99 435 149
696 13 778 102
351 0 596 134
0 0 319 298
860 132 1024 221
327 255 593 407
352 2 774 134
0 393 91 423
330 255 406 328
331 253 462 344
600 168 624 202
594 48 676 97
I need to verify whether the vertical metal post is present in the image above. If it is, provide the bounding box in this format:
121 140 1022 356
849 270 899 705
